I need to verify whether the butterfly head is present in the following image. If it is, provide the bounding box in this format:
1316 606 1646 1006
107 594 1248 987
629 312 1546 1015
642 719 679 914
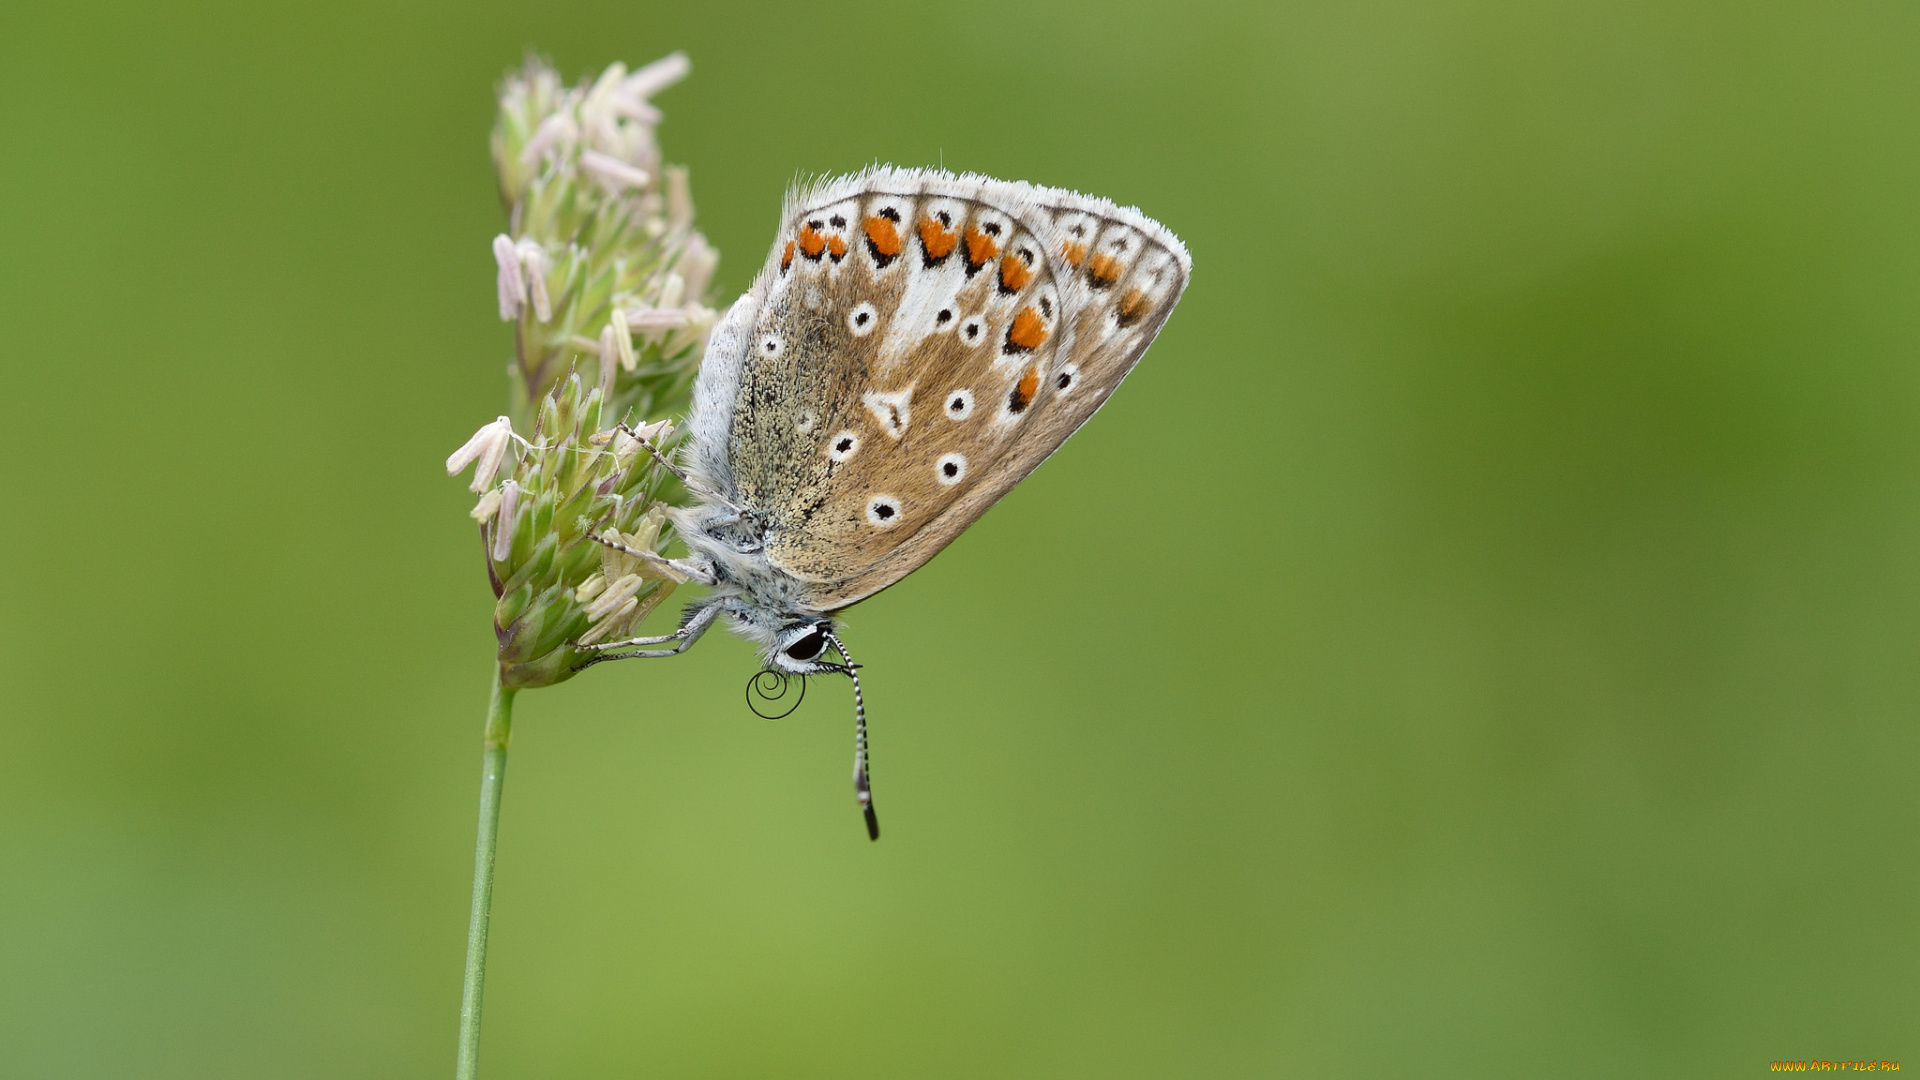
768 618 845 675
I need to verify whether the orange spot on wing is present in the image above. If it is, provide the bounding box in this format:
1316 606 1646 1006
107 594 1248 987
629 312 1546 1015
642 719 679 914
1006 307 1049 351
1117 288 1152 327
1086 252 1122 287
781 240 794 271
918 217 957 259
864 216 902 258
999 254 1033 292
964 224 999 269
1061 240 1088 267
828 234 848 259
797 224 827 259
1009 366 1040 413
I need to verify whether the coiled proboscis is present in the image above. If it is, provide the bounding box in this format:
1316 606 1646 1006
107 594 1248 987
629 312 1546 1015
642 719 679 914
745 668 806 719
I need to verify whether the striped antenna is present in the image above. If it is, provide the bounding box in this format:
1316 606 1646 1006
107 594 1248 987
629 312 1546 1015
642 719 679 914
826 632 878 841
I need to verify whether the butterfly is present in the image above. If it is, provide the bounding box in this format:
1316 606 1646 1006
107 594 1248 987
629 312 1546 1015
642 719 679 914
584 167 1189 838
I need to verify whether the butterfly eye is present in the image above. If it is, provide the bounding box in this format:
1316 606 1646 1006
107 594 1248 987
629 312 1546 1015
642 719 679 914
760 335 784 358
960 318 984 345
935 308 953 326
847 302 877 337
828 431 860 462
1055 364 1079 394
944 390 974 420
783 628 828 662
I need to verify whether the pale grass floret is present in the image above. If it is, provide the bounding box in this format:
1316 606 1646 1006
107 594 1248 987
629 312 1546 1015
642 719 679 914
609 308 638 371
580 149 651 192
584 572 646 621
491 480 521 561
659 271 686 311
622 307 691 332
664 305 717 356
677 234 716 300
578 64 630 154
518 111 578 169
493 236 554 323
469 487 503 522
492 235 523 320
447 416 515 492
610 97 662 126
596 325 620 400
577 595 641 647
666 165 693 231
619 52 690 104
566 53 688 182
514 240 552 322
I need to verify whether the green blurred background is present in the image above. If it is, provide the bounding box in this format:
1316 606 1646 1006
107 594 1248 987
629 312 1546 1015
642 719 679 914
2 0 1914 1075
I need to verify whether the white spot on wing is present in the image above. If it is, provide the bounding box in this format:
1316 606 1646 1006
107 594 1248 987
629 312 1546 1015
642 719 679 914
936 453 967 485
1054 363 1080 395
847 301 878 337
863 386 913 439
944 389 974 420
958 316 986 347
828 431 860 462
865 495 902 527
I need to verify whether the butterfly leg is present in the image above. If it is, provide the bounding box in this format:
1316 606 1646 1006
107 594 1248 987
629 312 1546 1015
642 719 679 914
606 422 693 484
586 531 718 586
606 423 748 515
574 598 723 663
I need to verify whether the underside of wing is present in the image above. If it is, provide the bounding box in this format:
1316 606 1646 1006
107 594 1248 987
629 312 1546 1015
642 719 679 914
686 167 1189 614
794 171 1191 611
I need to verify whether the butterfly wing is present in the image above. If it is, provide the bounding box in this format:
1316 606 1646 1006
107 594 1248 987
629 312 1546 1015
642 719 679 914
684 168 1189 613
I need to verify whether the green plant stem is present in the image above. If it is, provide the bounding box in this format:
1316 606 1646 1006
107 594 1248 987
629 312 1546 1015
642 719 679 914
457 665 516 1080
